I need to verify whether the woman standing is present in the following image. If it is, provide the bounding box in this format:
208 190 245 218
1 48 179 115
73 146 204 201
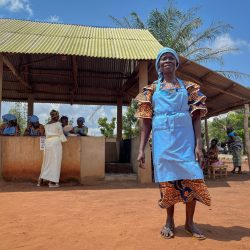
136 48 211 240
37 110 67 188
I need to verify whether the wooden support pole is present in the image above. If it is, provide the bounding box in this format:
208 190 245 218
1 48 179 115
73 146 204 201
116 96 123 142
205 118 209 152
27 94 34 116
244 104 250 170
139 61 148 92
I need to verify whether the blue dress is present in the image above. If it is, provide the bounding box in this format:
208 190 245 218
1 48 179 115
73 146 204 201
135 79 211 207
152 79 204 182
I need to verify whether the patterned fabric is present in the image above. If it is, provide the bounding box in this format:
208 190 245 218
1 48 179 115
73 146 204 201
134 83 156 119
158 179 211 209
135 80 207 119
231 148 242 167
228 135 243 152
183 81 207 117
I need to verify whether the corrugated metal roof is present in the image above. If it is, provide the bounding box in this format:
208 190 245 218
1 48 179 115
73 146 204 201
0 19 162 59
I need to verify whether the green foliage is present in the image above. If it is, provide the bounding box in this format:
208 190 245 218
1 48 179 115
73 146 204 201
98 117 116 137
110 0 249 79
208 116 228 143
122 101 139 139
208 110 249 145
8 102 28 135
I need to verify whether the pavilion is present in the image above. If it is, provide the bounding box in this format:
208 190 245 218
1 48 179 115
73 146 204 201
0 19 249 183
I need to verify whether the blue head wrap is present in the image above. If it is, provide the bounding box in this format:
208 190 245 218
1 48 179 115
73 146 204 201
228 131 236 137
28 115 39 123
155 47 180 82
2 114 11 122
3 114 17 122
9 114 17 121
77 117 85 123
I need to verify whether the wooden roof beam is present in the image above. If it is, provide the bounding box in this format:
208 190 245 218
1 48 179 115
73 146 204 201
206 83 238 104
177 71 247 101
207 99 250 118
2 55 31 89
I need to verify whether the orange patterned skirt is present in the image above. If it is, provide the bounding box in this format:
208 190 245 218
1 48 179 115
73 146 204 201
158 179 211 208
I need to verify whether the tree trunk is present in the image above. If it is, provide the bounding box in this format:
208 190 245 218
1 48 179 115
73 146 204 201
244 104 250 170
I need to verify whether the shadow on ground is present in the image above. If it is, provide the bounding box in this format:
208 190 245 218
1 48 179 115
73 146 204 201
175 224 250 241
0 172 249 193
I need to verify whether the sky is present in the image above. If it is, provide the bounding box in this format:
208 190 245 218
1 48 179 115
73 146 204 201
0 0 249 134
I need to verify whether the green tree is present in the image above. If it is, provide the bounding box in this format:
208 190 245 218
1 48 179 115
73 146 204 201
208 116 228 143
208 110 250 151
122 101 139 139
8 102 28 135
110 0 250 79
98 117 116 137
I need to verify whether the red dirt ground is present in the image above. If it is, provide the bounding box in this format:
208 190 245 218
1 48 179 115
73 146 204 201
0 162 249 250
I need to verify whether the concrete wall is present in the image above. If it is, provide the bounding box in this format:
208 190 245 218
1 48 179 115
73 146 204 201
61 137 81 181
131 136 152 184
105 138 118 163
1 136 105 183
1 136 43 181
80 136 105 183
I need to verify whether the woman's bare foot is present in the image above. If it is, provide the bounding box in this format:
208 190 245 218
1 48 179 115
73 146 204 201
48 182 60 188
185 223 206 240
37 178 42 187
160 221 175 239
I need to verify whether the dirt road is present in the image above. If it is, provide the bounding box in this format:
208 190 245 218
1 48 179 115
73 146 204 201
0 164 249 250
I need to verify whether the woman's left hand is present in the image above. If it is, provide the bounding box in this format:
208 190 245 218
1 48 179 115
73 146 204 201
195 146 204 168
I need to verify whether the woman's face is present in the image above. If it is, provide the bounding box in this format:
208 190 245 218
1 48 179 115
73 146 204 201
77 120 83 127
52 115 59 122
159 52 177 74
61 118 68 127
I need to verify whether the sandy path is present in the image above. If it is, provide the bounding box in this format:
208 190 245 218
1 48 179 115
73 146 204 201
0 164 249 250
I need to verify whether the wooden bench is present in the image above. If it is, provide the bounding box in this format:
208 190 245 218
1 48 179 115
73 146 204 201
207 165 228 179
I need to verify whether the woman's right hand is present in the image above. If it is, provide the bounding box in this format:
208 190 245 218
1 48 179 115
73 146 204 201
137 150 146 169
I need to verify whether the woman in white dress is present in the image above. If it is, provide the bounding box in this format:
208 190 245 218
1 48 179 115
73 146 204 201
37 110 67 188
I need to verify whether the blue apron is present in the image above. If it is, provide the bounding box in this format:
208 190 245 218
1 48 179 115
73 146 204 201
152 79 204 182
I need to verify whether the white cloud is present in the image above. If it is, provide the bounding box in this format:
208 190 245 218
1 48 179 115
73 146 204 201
45 15 62 23
211 33 250 53
0 0 33 16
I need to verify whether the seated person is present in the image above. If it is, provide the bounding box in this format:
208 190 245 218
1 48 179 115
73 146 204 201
24 115 45 136
60 116 75 136
0 114 10 134
73 117 88 136
2 114 20 136
207 138 223 166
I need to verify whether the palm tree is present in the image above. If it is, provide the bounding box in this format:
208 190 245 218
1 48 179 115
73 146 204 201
110 1 250 79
